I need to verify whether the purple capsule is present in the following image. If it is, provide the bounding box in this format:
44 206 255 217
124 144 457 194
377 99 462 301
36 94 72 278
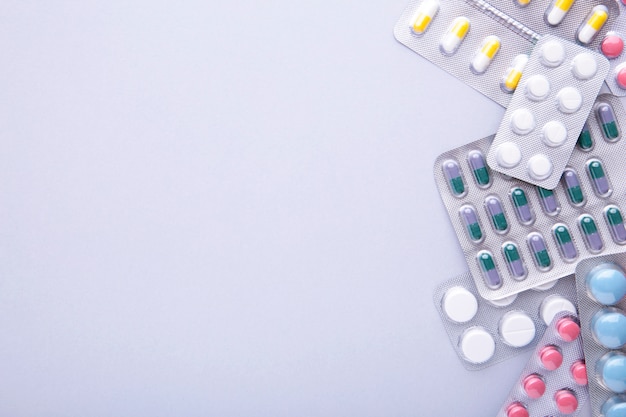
460 205 482 242
553 224 577 261
528 233 551 269
537 187 559 215
587 160 611 196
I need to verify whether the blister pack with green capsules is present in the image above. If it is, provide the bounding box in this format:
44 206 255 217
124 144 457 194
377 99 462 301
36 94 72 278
434 94 626 301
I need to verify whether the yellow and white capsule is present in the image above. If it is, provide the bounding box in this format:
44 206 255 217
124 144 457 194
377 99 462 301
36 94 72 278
501 54 529 93
410 0 440 36
544 0 575 26
577 5 609 45
471 35 501 74
516 0 531 7
440 17 470 55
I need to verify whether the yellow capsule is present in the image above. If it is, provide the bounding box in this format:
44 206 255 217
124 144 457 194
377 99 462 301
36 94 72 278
545 0 575 26
440 17 470 55
411 0 440 36
516 0 531 6
577 5 609 45
501 54 529 93
471 35 501 74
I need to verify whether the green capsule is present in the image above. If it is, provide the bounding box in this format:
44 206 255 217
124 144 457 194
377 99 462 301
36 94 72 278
577 122 593 150
477 251 502 288
596 102 620 141
502 243 525 278
443 160 465 196
460 205 482 242
528 233 551 269
553 225 577 260
468 150 490 186
563 170 584 205
511 188 533 223
605 206 626 243
485 197 508 232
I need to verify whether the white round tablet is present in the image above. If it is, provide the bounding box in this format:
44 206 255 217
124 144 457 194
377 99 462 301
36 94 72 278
531 280 558 291
525 75 551 101
496 142 522 168
542 120 568 147
571 52 598 80
540 295 577 326
510 108 536 135
527 154 553 180
488 293 518 307
443 286 478 323
540 40 566 67
500 311 536 347
557 87 583 113
460 327 496 364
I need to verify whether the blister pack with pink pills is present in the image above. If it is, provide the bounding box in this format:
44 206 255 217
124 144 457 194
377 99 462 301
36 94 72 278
495 311 589 417
434 94 626 301
486 34 610 190
574 253 626 417
599 0 626 96
433 271 576 370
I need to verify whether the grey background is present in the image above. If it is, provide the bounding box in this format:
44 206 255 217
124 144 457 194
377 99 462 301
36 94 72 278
1 1 620 416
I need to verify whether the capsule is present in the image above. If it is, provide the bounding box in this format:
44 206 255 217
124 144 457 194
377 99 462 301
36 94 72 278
467 150 489 186
596 102 620 140
516 0 531 6
587 160 611 196
528 233 551 269
511 187 534 224
605 206 626 243
553 224 577 261
443 159 465 196
577 5 609 45
460 205 482 242
563 169 585 205
471 36 501 74
440 17 470 55
410 0 440 35
485 196 508 232
502 242 526 279
577 122 593 150
501 54 529 93
537 187 559 215
477 250 502 288
579 215 603 252
545 0 575 26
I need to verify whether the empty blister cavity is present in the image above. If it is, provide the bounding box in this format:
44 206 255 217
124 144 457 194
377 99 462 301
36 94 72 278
501 54 528 94
485 196 508 233
587 159 611 197
577 121 593 150
443 159 465 197
477 250 502 288
556 86 583 114
470 35 500 75
502 242 526 279
541 120 567 147
596 102 620 141
592 308 626 349
442 286 478 323
496 142 522 168
525 74 551 101
527 154 553 181
528 232 552 270
545 0 575 27
585 263 626 305
532 280 558 291
511 187 534 224
577 5 609 45
571 52 599 80
579 214 604 253
563 169 585 206
500 310 536 347
604 206 626 244
540 39 566 67
540 295 576 326
597 352 626 392
552 224 578 261
460 205 483 242
460 326 496 364
410 0 440 35
510 108 535 135
537 186 560 215
439 16 469 56
489 293 518 307
467 150 490 187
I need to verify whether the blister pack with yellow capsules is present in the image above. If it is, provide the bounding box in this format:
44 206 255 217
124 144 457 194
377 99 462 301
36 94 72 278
434 95 626 301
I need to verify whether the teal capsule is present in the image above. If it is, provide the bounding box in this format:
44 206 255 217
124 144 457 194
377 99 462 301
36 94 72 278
468 150 490 186
528 233 551 269
443 159 465 196
563 169 585 205
596 102 620 141
485 196 508 232
477 251 502 288
537 187 559 215
502 242 525 279
577 121 593 150
511 188 533 223
587 160 611 196
605 206 626 243
579 215 603 252
553 224 577 261
460 205 482 242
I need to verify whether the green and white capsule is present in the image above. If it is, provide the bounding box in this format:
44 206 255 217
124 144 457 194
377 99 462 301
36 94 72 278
587 159 611 197
485 196 508 232
596 102 620 141
460 205 483 242
604 206 626 244
552 224 577 261
528 232 551 270
537 186 559 215
477 250 502 288
578 214 603 252
502 242 526 279
577 121 593 150
563 169 585 206
467 150 490 187
510 187 534 224
443 159 465 197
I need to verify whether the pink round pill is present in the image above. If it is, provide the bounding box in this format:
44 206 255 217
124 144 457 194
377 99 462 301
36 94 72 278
617 67 626 89
601 35 624 59
506 402 529 417
555 389 578 414
539 345 563 370
522 374 546 399
622 0 626 6
571 360 588 385
556 317 581 342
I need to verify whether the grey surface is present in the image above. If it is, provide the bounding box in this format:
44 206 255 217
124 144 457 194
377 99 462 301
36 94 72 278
0 1 616 416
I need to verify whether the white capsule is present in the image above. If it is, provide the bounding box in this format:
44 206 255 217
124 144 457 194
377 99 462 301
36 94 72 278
577 5 609 45
471 36 501 74
440 17 470 55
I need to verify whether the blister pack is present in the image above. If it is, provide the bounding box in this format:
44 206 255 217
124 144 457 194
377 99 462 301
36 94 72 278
486 35 610 190
599 0 626 96
434 94 626 301
433 271 576 370
574 253 626 417
495 311 589 417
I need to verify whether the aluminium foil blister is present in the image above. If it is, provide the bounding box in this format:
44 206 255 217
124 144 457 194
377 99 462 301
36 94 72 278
600 2 626 96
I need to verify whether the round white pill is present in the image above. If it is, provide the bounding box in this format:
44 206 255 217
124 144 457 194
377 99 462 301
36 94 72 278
531 280 558 291
540 40 566 67
488 293 518 307
500 311 536 347
510 108 536 135
557 87 583 113
542 120 568 147
496 142 522 168
443 286 478 323
527 154 553 180
525 75 551 101
460 327 496 364
571 52 598 80
540 295 577 326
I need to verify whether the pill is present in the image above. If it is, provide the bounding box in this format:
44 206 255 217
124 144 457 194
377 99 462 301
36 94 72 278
586 263 626 305
540 40 566 67
477 250 502 288
440 17 470 55
485 196 507 232
553 224 577 261
577 5 609 45
563 169 584 205
602 34 624 59
525 74 550 101
410 0 440 35
545 0 575 26
506 402 529 417
511 188 533 224
501 54 529 93
515 0 530 6
528 233 551 269
570 360 587 385
579 214 604 252
527 154 553 181
443 286 478 323
488 293 518 307
460 205 482 242
467 150 489 186
605 206 626 243
522 374 546 399
470 35 500 74
556 316 580 341
571 52 598 80
597 102 620 140
598 352 626 392
554 389 578 414
532 280 557 291
577 121 593 150
502 242 526 279
460 326 496 364
541 120 567 147
496 142 522 168
540 295 576 326
500 311 536 347
537 187 559 215
539 345 563 370
557 87 583 114
510 108 535 135
617 65 626 89
443 159 465 196
587 159 611 196
602 396 626 417
592 309 626 349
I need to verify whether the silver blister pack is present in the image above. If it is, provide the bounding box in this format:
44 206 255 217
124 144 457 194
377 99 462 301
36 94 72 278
600 2 626 96
434 94 626 301
433 271 577 370
487 35 610 190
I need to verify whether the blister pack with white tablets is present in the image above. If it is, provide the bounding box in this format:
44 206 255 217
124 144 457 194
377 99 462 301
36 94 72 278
574 254 626 417
599 1 626 96
486 35 610 190
434 94 626 301
433 271 577 370
495 311 589 417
